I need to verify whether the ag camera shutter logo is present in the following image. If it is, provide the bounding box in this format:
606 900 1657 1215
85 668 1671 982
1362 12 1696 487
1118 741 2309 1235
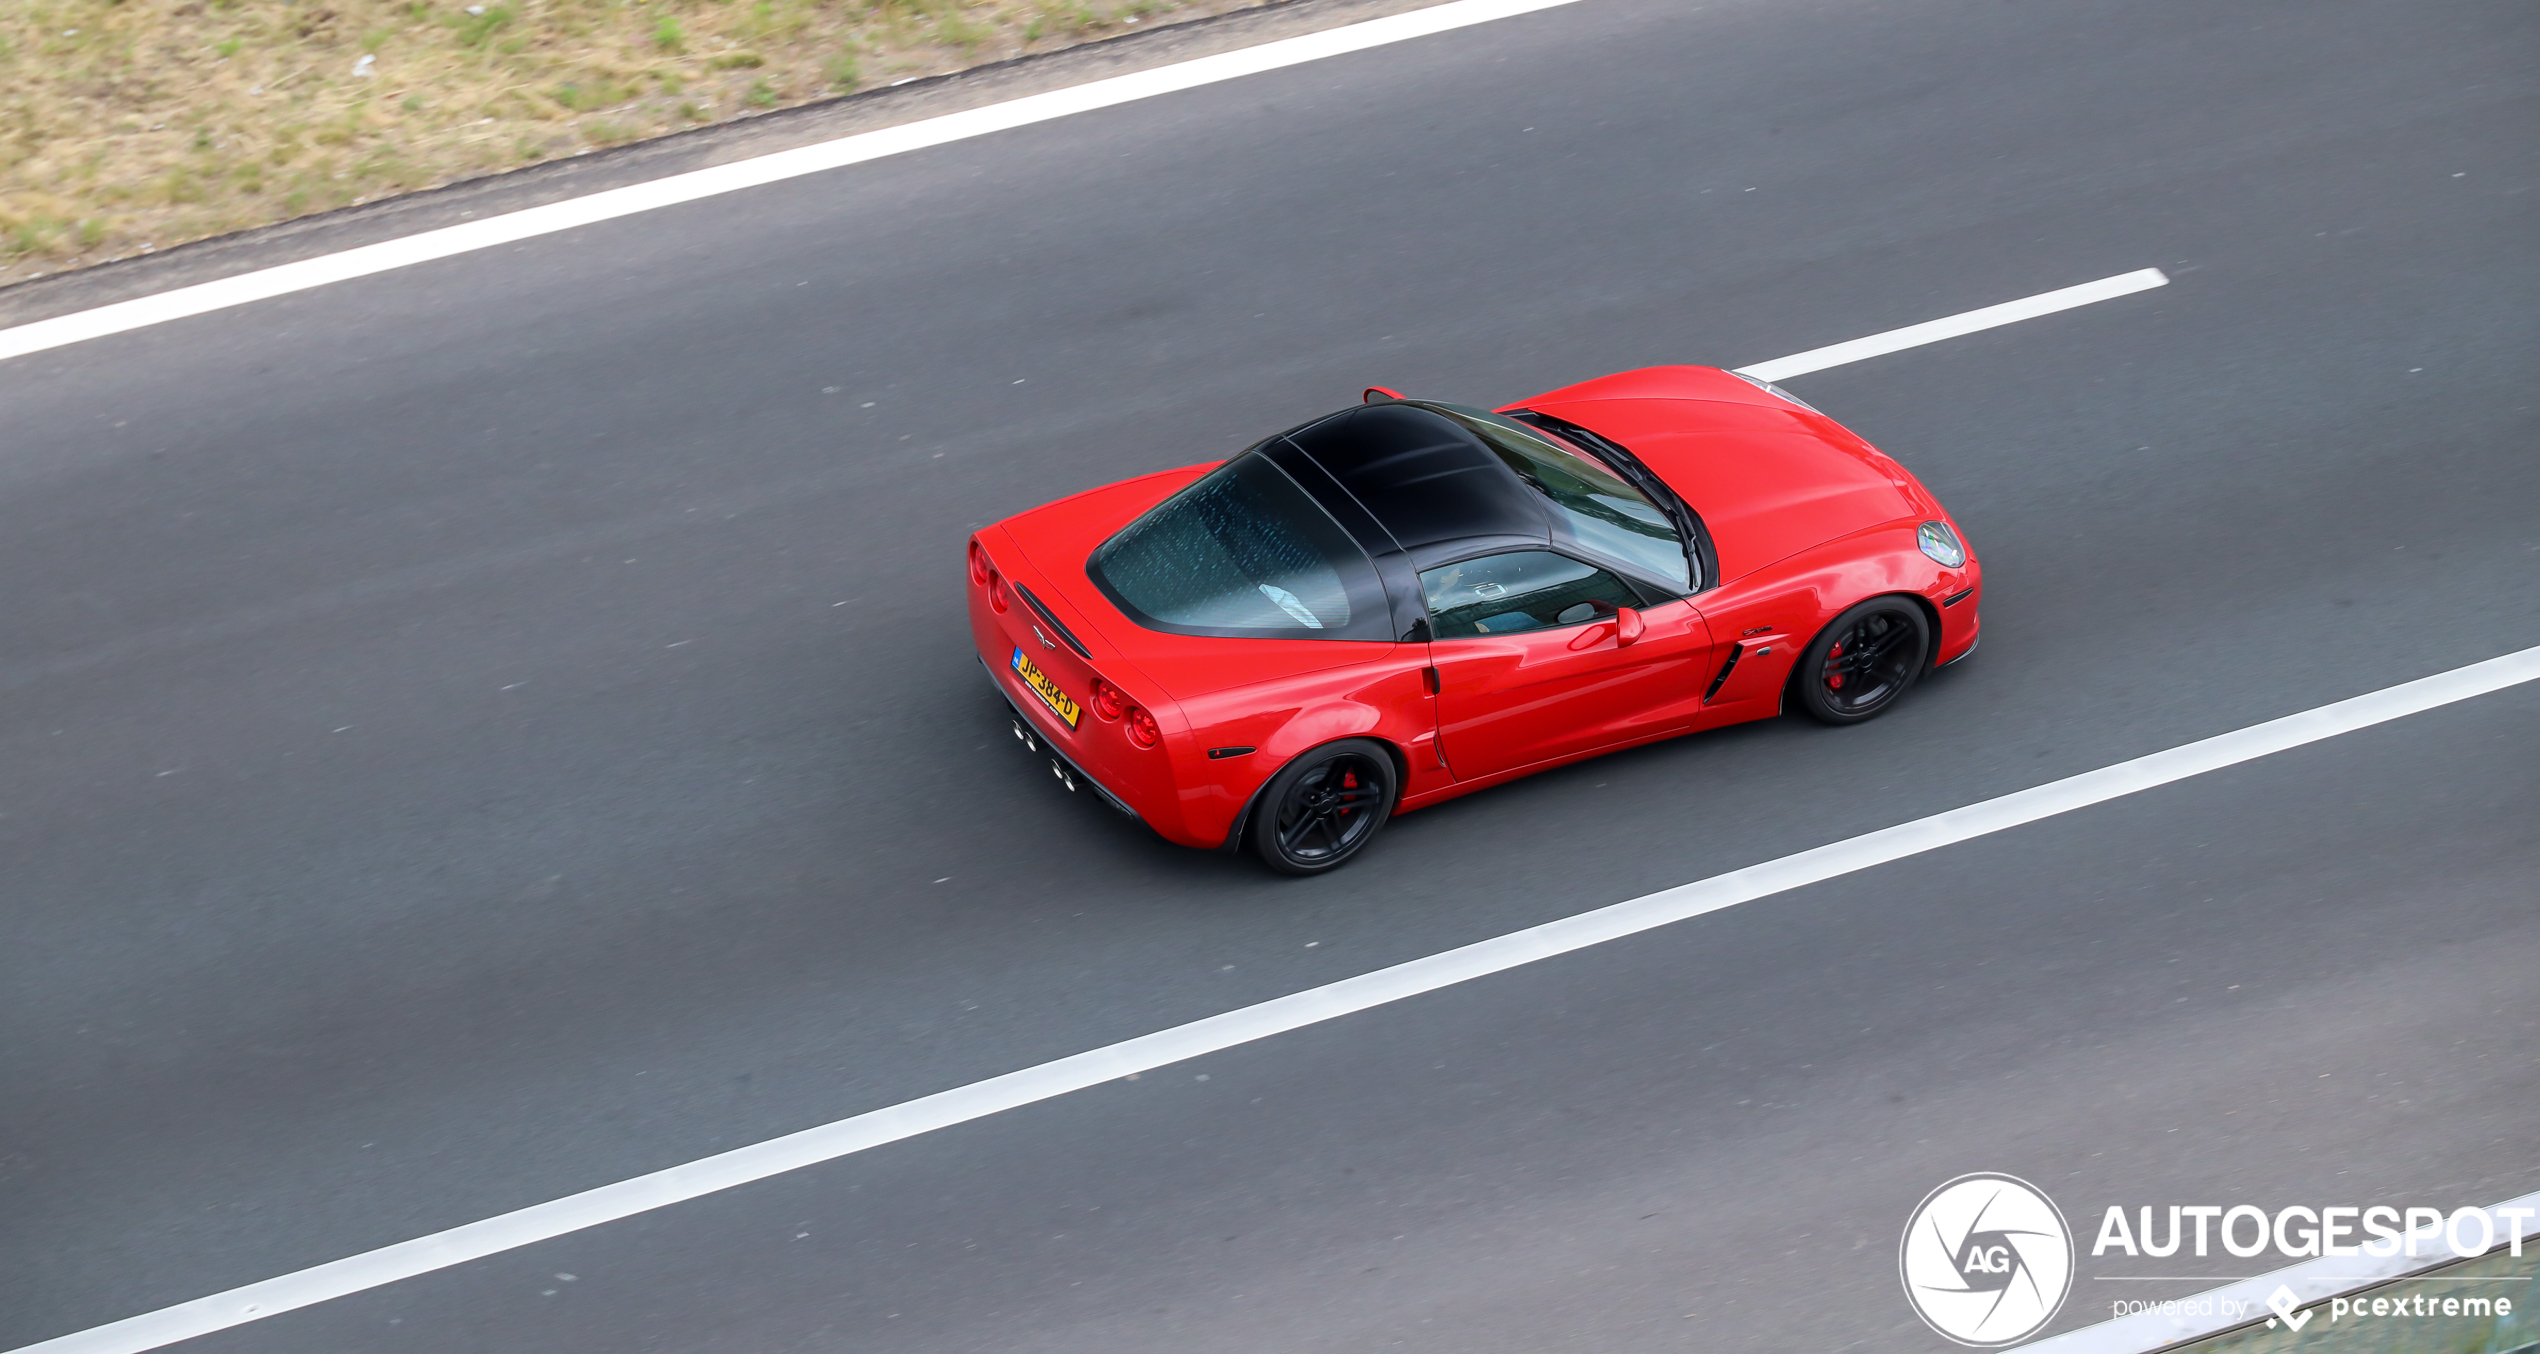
1900 1173 2075 1346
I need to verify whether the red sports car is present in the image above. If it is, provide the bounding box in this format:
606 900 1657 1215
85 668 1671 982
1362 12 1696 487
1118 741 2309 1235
967 365 1980 874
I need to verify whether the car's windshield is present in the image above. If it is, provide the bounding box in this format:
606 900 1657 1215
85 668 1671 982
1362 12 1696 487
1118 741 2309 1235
1089 453 1380 636
1429 406 1691 591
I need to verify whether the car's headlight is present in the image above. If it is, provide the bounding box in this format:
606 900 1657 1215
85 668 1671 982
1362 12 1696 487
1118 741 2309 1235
1728 368 1823 414
1917 520 1967 568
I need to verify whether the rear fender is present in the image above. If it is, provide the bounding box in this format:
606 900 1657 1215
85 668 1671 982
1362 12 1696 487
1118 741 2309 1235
1178 661 1434 848
1220 732 1416 852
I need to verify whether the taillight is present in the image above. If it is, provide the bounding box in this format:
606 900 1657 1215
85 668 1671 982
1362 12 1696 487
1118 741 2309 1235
1092 677 1156 746
988 570 1010 612
967 540 991 585
1089 677 1128 722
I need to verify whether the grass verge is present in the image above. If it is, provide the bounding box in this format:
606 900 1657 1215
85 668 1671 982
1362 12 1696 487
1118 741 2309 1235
1 0 1259 282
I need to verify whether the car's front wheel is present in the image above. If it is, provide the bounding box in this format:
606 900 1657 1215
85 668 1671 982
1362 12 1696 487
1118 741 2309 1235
1252 739 1400 875
1794 596 1931 725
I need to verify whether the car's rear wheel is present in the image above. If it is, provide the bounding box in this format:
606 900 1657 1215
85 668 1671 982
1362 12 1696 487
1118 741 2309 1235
1252 739 1400 875
1794 597 1931 725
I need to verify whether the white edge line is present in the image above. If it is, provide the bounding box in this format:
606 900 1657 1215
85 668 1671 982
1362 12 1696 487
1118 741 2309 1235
19 642 2540 1354
0 0 1584 365
2019 1190 2540 1352
1734 267 2170 382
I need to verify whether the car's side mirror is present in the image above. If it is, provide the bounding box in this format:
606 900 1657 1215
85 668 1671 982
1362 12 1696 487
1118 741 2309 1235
1613 606 1643 647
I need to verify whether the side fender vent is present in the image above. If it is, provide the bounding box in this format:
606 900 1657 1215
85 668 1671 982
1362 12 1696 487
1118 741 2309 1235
1704 644 1746 703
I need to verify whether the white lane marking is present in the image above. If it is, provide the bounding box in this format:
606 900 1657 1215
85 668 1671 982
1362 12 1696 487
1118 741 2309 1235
2019 1190 2540 1352
1734 268 2170 382
0 0 1583 366
19 643 2540 1354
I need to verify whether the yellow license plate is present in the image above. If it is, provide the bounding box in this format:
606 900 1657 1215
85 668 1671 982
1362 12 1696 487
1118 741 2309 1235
1011 647 1082 729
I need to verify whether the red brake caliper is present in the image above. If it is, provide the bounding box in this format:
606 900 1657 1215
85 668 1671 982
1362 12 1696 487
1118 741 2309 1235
1826 642 1846 690
1339 770 1357 815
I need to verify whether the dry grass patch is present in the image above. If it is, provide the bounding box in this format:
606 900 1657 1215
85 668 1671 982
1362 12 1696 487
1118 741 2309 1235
1 0 1228 279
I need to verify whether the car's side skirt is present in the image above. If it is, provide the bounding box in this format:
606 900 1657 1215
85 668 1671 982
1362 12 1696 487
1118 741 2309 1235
1396 703 1775 814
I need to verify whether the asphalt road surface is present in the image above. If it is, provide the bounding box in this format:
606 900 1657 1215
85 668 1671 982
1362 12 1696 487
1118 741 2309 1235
5 0 2536 1349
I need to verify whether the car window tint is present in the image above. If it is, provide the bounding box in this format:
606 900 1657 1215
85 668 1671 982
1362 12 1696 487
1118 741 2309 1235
1090 453 1377 635
1419 551 1638 639
1428 407 1691 591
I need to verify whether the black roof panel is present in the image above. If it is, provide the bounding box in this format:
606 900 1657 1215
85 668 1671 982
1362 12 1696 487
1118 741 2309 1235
1282 405 1549 555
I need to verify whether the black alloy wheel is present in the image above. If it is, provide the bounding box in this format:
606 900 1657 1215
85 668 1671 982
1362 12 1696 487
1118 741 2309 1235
1252 739 1400 875
1794 597 1932 725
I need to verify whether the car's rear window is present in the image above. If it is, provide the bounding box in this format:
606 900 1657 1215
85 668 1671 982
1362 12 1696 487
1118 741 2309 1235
1089 453 1385 638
